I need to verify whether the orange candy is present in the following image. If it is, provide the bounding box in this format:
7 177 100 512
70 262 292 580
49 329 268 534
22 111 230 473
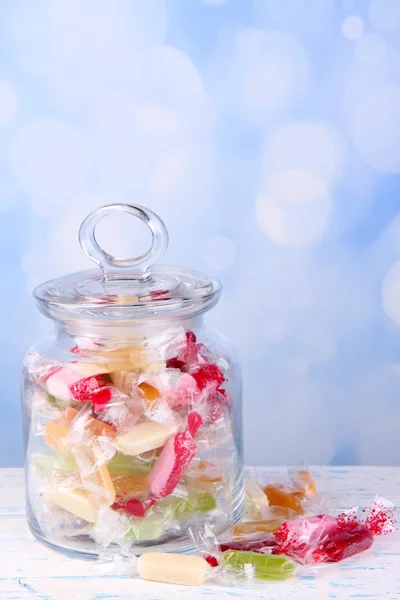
44 421 69 450
292 470 317 497
111 474 148 498
263 483 304 514
187 460 222 483
59 407 116 438
232 518 286 539
138 382 160 402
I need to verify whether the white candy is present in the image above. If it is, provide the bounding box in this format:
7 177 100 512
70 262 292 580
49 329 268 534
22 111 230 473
137 553 210 586
115 421 174 456
245 479 270 519
44 488 98 522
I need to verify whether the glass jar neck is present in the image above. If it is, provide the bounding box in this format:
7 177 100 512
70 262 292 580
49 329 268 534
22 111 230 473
57 315 204 345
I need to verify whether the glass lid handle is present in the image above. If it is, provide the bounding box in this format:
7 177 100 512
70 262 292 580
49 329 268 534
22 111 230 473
79 204 169 281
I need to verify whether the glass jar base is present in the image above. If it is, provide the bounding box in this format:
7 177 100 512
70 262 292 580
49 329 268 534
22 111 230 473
27 489 245 560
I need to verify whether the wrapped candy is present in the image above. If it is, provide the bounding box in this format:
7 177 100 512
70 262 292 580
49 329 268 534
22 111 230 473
125 412 203 517
272 496 399 566
115 421 176 456
263 483 304 514
221 550 296 582
292 470 317 498
244 479 270 519
231 511 293 539
137 553 211 586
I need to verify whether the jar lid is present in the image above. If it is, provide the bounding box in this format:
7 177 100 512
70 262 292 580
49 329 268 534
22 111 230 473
34 204 222 322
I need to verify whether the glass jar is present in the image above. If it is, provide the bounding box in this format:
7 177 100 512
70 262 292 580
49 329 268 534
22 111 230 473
21 204 244 558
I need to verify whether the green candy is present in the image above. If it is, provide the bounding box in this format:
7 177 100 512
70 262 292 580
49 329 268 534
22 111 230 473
125 514 166 542
33 451 77 477
221 551 296 581
179 492 217 516
107 452 154 476
162 492 217 518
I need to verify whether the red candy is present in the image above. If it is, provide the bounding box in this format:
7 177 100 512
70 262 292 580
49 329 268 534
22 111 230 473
204 555 219 567
166 358 185 370
318 522 373 563
187 411 203 436
274 514 374 565
220 537 279 554
192 364 225 391
70 374 111 404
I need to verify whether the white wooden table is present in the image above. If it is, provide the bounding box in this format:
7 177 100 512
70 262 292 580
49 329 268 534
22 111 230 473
1 466 400 600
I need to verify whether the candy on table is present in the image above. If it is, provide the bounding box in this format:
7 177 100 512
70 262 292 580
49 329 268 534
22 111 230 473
115 421 175 456
244 479 270 519
219 536 279 555
292 470 317 498
263 483 304 514
221 550 296 582
44 488 98 522
231 516 291 540
125 413 203 517
137 552 211 586
274 514 374 564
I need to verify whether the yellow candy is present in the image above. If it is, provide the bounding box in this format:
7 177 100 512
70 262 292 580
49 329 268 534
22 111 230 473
116 421 174 456
137 553 210 586
44 488 98 522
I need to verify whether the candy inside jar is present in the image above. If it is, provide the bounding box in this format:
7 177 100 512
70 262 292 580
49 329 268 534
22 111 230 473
22 204 244 558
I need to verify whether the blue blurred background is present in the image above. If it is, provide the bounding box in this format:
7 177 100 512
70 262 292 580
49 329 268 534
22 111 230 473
1 0 400 467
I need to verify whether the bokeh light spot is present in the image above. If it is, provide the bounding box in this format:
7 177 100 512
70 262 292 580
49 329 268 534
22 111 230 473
263 121 344 185
341 15 364 39
256 169 332 246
